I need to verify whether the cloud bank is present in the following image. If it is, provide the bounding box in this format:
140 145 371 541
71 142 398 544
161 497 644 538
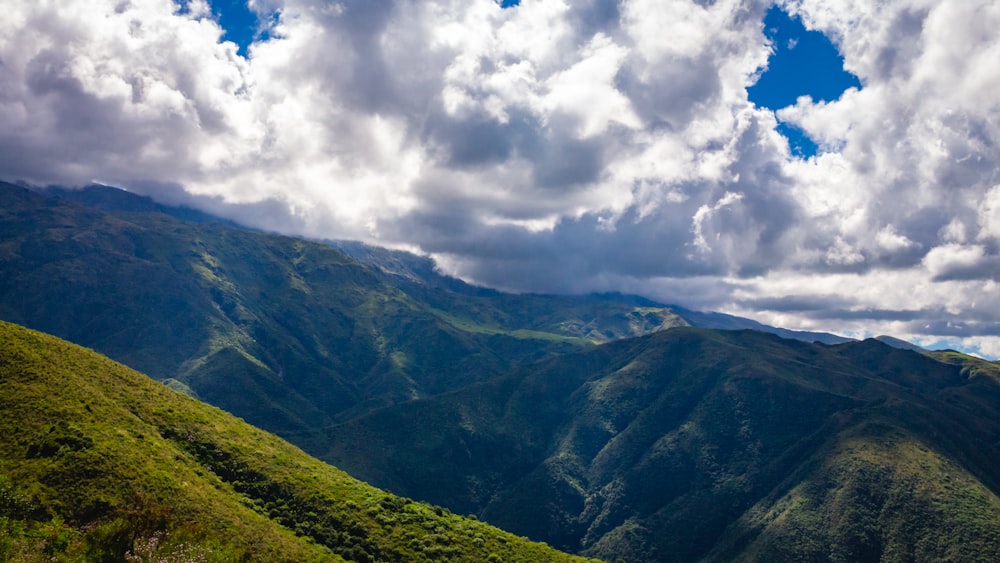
2 0 999 357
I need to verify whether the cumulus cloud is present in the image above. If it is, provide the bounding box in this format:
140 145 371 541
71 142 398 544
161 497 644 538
1 0 999 356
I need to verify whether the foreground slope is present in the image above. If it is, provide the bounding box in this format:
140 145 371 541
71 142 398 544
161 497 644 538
322 328 1000 562
0 321 595 562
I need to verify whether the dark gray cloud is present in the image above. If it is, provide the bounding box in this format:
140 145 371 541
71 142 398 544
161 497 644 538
124 180 312 236
904 320 1000 338
812 309 927 322
929 257 1000 282
531 132 606 189
435 116 515 168
739 294 854 313
870 6 929 79
617 54 724 130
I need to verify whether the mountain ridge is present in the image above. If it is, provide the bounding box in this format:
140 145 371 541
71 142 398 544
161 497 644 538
319 328 1000 562
0 181 690 453
28 181 854 346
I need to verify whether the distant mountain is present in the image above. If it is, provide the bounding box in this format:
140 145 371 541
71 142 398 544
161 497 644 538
38 183 246 227
327 239 853 345
0 320 593 562
29 182 854 346
875 334 928 353
320 328 1000 562
671 305 852 345
328 239 498 296
0 182 691 451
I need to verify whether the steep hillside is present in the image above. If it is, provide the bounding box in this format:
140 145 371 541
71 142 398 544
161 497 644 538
0 320 596 562
321 328 1000 562
0 182 688 451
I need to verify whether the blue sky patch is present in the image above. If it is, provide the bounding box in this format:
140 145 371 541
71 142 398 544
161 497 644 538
748 6 862 158
203 0 261 57
777 122 820 159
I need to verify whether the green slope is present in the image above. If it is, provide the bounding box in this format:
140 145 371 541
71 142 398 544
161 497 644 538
0 182 686 452
0 320 596 562
707 420 1000 562
320 328 1000 562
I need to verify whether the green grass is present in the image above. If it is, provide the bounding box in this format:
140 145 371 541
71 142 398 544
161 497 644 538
710 421 1000 562
927 350 1000 384
428 307 598 345
0 320 599 563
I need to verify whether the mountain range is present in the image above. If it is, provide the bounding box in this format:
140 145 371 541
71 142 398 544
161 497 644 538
1 183 675 447
34 183 855 346
2 181 999 561
0 182 845 445
320 328 1000 561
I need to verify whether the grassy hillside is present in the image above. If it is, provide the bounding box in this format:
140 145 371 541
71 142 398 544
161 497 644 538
321 328 1000 562
0 182 689 452
0 320 597 562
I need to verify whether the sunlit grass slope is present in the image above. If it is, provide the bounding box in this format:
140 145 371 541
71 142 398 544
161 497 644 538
0 320 597 563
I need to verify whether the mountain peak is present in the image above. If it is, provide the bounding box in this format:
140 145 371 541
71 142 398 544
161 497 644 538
875 334 928 353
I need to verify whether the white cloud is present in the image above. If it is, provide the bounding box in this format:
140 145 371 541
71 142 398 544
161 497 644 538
922 244 989 281
543 33 640 137
1 0 999 356
824 237 865 267
691 191 745 254
978 185 1000 241
875 225 917 253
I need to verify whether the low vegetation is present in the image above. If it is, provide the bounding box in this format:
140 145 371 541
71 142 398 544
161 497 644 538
322 329 1000 562
0 320 596 562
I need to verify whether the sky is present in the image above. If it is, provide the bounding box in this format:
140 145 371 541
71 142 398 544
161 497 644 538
747 5 861 158
2 0 1000 358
